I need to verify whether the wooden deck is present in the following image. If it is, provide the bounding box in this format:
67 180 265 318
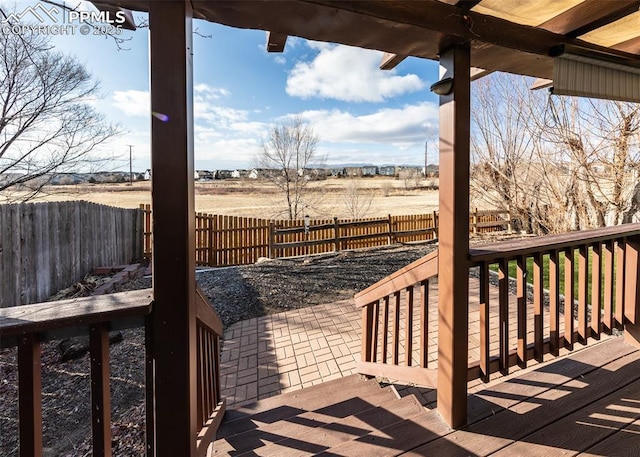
213 336 640 456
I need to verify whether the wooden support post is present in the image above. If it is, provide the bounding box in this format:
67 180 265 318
18 334 42 457
90 324 112 457
436 43 471 429
148 1 197 455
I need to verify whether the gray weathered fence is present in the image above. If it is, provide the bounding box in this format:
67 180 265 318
0 201 143 308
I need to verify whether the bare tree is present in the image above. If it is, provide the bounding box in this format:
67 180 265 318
0 24 120 202
471 73 640 234
256 116 321 220
343 179 374 219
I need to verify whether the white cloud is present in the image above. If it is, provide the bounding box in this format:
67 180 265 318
286 43 425 102
194 83 231 99
295 102 438 147
112 90 149 117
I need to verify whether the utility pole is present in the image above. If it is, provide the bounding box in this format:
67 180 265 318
424 141 428 177
128 145 133 186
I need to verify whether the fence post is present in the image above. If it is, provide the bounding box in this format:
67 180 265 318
433 210 439 239
387 214 394 246
208 215 214 267
268 222 275 258
333 217 341 252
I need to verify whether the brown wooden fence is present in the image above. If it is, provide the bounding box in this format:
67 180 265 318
0 201 144 308
140 205 509 267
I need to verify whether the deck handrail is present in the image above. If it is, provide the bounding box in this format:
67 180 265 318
469 223 640 263
2 286 227 457
354 249 439 307
356 250 439 386
0 289 153 344
0 290 152 457
193 285 226 457
195 286 223 336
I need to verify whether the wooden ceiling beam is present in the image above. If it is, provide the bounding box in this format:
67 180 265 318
379 0 483 70
266 31 288 52
613 36 640 54
380 52 407 70
538 0 640 37
304 0 640 62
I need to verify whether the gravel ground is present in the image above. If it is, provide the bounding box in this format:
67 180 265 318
0 243 437 456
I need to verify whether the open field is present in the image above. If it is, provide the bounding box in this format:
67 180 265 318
1 177 443 219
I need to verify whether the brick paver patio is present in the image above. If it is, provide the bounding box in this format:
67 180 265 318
219 276 603 408
220 299 361 407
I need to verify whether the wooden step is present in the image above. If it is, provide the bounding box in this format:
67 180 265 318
236 394 428 457
316 408 450 457
217 376 380 439
214 384 403 456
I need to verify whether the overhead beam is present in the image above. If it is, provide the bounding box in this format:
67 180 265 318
539 0 640 35
379 0 481 71
614 36 640 54
304 0 640 62
379 52 407 70
266 31 287 52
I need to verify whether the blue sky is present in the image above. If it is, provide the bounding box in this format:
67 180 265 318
12 1 442 172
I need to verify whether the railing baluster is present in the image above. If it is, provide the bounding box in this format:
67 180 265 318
207 331 215 417
371 300 379 362
196 326 204 428
591 242 602 338
393 291 401 365
578 245 588 344
89 323 112 457
382 296 389 364
405 286 414 366
533 252 544 362
361 305 374 363
615 239 626 328
516 255 527 369
624 236 640 325
564 248 575 350
549 249 560 356
498 258 509 375
420 280 429 368
213 335 222 406
18 334 42 457
479 262 490 382
603 240 614 332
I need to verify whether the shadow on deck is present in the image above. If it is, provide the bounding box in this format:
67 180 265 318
213 337 640 456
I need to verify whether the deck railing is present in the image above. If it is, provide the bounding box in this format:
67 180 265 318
468 223 640 381
194 287 226 456
356 223 640 389
0 287 225 457
355 250 439 387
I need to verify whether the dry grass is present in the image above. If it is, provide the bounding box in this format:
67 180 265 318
2 177 441 219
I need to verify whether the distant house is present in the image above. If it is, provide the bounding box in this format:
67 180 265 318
329 168 346 177
196 170 214 181
215 170 234 179
345 167 362 177
379 166 397 177
231 170 241 179
362 166 378 177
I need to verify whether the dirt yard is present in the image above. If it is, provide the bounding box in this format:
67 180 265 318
1 177 442 219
